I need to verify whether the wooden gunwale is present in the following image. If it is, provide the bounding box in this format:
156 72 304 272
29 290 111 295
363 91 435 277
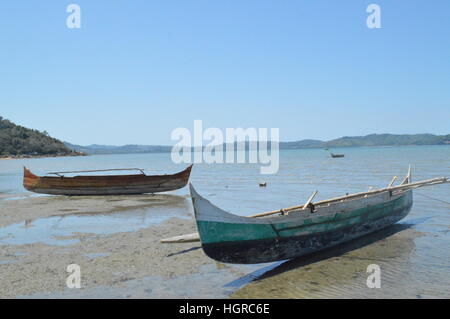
47 168 146 176
253 177 447 218
267 193 410 233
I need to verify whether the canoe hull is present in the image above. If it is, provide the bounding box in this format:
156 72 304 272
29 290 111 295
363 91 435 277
201 196 411 264
23 165 192 196
190 185 413 264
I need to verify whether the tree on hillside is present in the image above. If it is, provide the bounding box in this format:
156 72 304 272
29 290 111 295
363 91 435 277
0 117 74 156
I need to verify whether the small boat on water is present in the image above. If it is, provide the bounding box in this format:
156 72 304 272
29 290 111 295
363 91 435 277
162 167 448 264
330 153 345 158
23 165 193 196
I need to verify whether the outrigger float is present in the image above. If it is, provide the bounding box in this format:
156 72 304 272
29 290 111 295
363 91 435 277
161 167 448 264
23 165 193 196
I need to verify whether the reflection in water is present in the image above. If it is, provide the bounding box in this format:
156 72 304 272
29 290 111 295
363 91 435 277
0 194 191 246
231 224 427 298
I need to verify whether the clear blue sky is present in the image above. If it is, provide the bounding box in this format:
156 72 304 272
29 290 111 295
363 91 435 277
1 1 449 145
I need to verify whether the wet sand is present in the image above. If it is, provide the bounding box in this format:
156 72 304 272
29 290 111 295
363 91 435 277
0 195 265 298
0 194 191 228
0 217 212 298
1 195 199 297
232 225 427 298
1 192 449 299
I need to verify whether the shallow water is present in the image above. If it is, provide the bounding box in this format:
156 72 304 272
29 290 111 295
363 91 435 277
0 203 191 246
1 146 449 298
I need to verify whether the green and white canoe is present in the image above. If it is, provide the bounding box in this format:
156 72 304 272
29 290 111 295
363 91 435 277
162 168 448 264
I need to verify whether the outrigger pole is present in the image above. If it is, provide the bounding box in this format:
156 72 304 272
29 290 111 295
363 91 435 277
161 166 448 244
46 168 146 176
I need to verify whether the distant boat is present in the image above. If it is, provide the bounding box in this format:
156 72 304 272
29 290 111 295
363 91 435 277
23 165 193 196
162 167 449 264
330 153 345 158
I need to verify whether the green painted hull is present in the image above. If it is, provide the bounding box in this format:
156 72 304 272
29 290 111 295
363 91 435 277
194 190 413 264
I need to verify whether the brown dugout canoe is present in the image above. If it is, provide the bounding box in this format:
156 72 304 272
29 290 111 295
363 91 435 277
23 165 193 196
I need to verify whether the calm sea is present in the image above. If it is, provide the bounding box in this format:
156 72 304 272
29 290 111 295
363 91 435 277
1 145 449 297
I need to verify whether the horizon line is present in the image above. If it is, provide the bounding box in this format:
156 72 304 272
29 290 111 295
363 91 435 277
65 132 450 148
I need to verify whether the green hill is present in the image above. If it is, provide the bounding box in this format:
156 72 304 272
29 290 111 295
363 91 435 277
323 133 450 148
65 133 450 155
0 116 79 157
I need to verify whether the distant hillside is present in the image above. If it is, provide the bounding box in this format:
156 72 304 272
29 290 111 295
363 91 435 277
322 134 450 148
0 117 81 157
64 142 172 155
279 139 324 149
65 133 450 155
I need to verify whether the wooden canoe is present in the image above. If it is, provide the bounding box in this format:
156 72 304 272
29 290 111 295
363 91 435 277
187 169 448 264
23 165 193 196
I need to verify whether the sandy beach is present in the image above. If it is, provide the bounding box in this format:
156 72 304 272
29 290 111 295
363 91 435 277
1 193 447 299
0 195 213 298
1 194 282 298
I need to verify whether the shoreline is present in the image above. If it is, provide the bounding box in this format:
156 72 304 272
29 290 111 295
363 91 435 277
2 144 448 160
0 152 87 160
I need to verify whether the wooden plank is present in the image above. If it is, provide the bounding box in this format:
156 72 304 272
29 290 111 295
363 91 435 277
401 165 412 185
160 232 200 243
250 177 447 217
314 177 447 207
388 176 397 188
302 190 318 209
47 168 146 176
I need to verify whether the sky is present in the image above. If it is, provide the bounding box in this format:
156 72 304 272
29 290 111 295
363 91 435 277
1 1 449 145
